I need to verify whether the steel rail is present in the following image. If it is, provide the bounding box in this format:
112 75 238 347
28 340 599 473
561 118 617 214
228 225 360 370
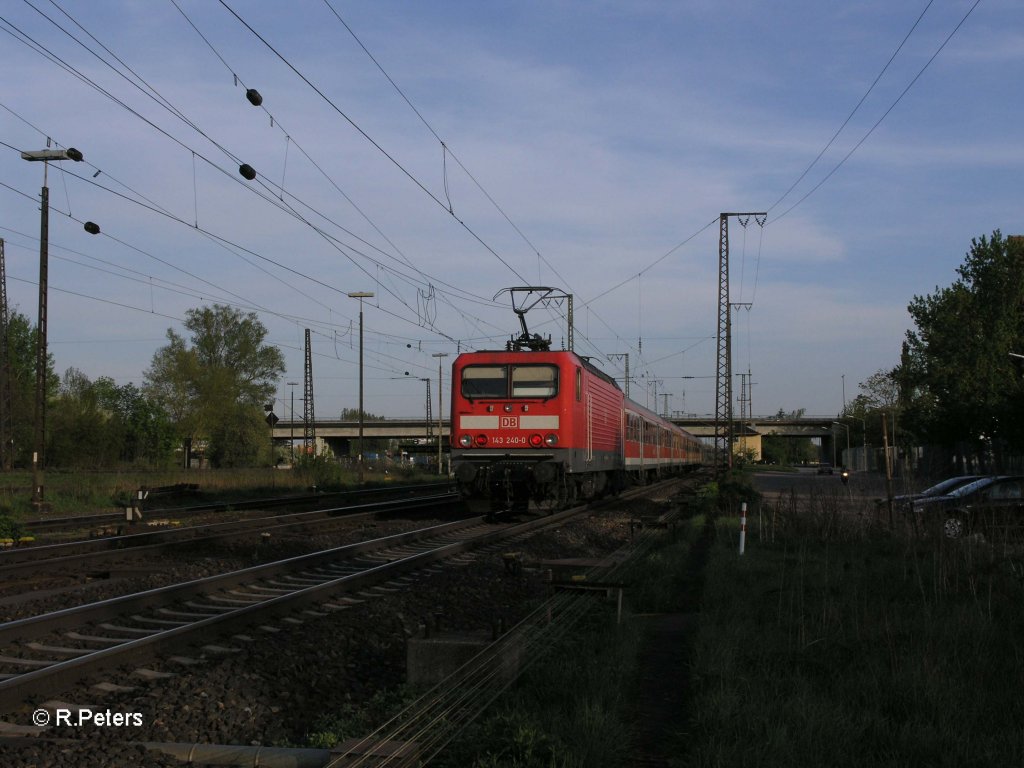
0 493 459 579
332 479 693 768
20 481 453 533
0 501 589 713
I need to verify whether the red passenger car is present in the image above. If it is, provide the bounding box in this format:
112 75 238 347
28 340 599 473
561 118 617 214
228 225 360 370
450 348 705 515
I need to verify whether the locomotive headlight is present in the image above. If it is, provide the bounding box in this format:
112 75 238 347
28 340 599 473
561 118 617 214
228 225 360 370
529 433 543 447
458 434 472 447
544 433 558 446
503 404 513 413
474 434 488 446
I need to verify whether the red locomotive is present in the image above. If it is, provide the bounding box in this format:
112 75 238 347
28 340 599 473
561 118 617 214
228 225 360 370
450 288 706 515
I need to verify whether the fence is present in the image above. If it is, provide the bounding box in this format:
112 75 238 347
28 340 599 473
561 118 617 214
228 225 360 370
841 443 1024 481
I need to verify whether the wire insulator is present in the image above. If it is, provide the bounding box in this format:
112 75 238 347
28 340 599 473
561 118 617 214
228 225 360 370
245 88 263 106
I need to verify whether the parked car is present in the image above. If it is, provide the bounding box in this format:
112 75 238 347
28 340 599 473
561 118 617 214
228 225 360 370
912 475 1024 538
888 475 983 513
816 462 834 475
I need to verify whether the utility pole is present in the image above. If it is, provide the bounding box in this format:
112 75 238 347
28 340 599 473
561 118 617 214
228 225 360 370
566 294 574 352
432 353 448 476
287 381 298 464
21 146 98 507
737 372 749 457
420 378 432 441
649 379 663 412
347 292 374 483
714 213 766 471
303 329 315 458
0 239 11 470
660 393 672 418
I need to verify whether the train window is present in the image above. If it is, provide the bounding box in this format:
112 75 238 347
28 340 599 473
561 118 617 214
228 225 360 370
575 368 582 402
461 366 507 398
511 365 558 398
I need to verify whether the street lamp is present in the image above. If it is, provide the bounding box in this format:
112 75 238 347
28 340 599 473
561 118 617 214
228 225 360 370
287 381 299 464
21 146 96 508
432 352 449 476
347 292 374 483
832 422 850 468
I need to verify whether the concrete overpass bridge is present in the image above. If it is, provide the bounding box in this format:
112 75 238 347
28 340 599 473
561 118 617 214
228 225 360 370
271 418 444 458
271 415 843 461
668 416 837 438
668 415 849 463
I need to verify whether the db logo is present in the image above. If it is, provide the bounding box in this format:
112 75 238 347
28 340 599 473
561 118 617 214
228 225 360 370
500 416 519 428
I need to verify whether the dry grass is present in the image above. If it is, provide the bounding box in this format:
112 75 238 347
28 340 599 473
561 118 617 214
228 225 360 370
685 485 1024 766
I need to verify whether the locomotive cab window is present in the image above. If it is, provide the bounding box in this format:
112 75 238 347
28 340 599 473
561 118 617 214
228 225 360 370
461 365 508 399
511 365 558 398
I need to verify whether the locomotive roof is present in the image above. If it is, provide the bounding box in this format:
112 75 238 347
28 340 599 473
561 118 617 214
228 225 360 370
458 348 690 434
458 348 622 391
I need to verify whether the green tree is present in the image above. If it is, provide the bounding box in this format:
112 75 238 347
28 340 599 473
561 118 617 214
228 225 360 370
144 305 285 467
93 378 177 465
47 370 177 468
761 408 817 465
841 368 900 452
903 231 1024 454
340 408 385 422
340 408 389 456
48 368 107 468
206 402 268 468
1 310 57 467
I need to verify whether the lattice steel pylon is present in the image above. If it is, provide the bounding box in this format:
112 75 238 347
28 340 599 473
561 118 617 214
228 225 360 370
421 377 433 439
303 328 315 456
714 212 766 470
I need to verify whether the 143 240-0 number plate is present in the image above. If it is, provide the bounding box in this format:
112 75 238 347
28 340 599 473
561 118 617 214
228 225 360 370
490 436 529 446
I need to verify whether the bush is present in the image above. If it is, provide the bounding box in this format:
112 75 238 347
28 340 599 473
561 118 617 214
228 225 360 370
0 515 23 540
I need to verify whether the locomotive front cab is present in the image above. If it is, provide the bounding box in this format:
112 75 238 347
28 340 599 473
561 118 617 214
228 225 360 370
451 356 569 514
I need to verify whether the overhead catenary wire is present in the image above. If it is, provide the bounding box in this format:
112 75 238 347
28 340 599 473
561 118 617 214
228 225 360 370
223 0 654 377
8 3 685 395
216 0 531 287
2 132 507 360
766 0 937 214
12 3 969 413
0 10 513 335
585 0 975 372
169 0 441 284
0 172 446 380
771 0 981 222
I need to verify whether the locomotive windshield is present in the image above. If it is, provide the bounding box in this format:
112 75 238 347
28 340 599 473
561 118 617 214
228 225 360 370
511 365 557 397
462 366 508 398
461 364 558 399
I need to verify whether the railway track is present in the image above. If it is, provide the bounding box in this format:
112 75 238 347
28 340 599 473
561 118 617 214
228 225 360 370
0 491 460 582
19 481 452 534
0 496 598 714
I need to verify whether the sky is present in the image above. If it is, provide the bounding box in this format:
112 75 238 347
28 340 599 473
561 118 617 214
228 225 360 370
0 0 1020 423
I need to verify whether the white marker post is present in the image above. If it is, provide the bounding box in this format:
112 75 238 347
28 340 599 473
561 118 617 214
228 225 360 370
739 502 747 555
